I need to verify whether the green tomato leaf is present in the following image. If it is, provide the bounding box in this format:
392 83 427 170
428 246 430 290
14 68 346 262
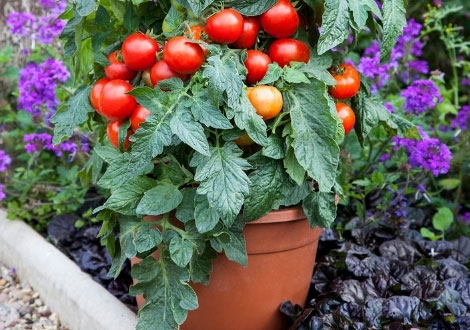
194 194 220 233
169 235 194 267
177 0 214 16
170 106 210 156
302 191 337 228
262 135 285 160
131 256 198 329
194 143 251 226
187 91 233 129
280 180 311 207
189 248 216 285
283 147 306 186
283 67 311 84
258 63 283 85
175 188 197 223
203 54 244 109
432 207 454 232
109 216 141 278
51 86 94 144
299 52 336 86
225 0 277 16
317 0 350 55
210 219 247 266
244 157 286 221
71 0 97 16
288 82 340 192
381 0 407 60
103 177 156 215
347 0 381 31
135 223 162 253
230 91 268 146
137 182 183 216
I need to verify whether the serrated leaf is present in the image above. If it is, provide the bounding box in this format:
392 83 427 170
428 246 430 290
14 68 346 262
194 143 251 225
190 248 216 285
109 216 140 278
78 150 103 186
175 188 196 222
317 0 350 55
259 63 283 85
176 0 214 16
283 147 306 186
170 106 210 156
169 235 194 267
51 86 94 144
262 135 285 159
203 54 244 109
281 180 311 207
244 157 286 221
163 5 183 35
302 191 337 228
230 91 268 146
137 182 183 216
194 194 220 233
348 0 381 31
135 223 162 253
381 0 406 60
131 256 198 329
288 82 340 192
284 67 310 84
72 0 97 16
211 219 247 266
187 91 232 129
225 0 277 16
103 177 156 215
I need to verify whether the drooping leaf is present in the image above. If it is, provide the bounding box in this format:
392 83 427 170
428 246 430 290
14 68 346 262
210 219 247 266
51 86 94 144
176 0 214 16
170 106 210 156
262 135 285 159
194 143 251 226
135 223 162 253
288 82 340 192
225 0 277 16
283 147 306 186
348 0 381 31
71 0 97 16
194 194 220 233
169 235 194 267
137 182 183 216
381 0 407 60
302 191 337 228
317 0 350 55
188 91 233 129
175 188 196 222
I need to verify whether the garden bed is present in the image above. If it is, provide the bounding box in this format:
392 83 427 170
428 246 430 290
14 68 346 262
0 210 138 330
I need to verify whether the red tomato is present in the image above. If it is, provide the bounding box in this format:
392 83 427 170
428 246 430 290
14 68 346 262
268 38 310 67
122 33 159 71
107 121 131 150
329 64 361 99
185 25 209 55
336 102 356 135
163 37 205 74
130 105 151 131
104 51 137 81
206 9 244 44
245 50 272 85
99 80 137 121
232 17 260 49
260 0 299 38
150 60 187 86
90 78 110 112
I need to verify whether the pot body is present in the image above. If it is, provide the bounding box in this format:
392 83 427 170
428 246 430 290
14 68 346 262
133 207 322 330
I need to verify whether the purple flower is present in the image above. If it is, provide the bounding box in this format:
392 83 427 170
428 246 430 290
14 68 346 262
18 59 69 117
6 12 37 37
451 105 470 130
37 15 66 44
0 150 12 172
461 77 470 86
24 133 79 159
384 102 394 113
379 154 391 162
0 184 6 201
401 79 442 114
39 0 67 14
460 212 470 225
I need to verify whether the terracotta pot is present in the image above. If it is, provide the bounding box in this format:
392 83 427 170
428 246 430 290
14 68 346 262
132 207 322 330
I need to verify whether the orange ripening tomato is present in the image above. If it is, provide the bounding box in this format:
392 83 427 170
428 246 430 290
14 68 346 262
90 78 110 113
247 85 283 120
130 105 151 131
107 121 132 150
235 133 254 147
336 102 356 135
329 63 361 99
185 25 209 55
232 17 260 49
104 50 137 81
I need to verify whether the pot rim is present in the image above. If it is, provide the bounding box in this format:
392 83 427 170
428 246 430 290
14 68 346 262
248 206 306 225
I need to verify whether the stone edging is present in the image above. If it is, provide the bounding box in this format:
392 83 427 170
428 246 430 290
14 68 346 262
0 210 138 330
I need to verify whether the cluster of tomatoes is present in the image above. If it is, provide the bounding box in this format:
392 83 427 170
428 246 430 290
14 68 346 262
90 0 360 150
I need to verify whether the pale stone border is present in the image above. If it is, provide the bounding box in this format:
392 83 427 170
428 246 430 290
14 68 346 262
0 210 138 330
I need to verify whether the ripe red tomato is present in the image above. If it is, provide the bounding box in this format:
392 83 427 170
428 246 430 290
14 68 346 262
232 17 260 49
104 51 137 81
150 60 187 87
245 50 272 85
268 38 310 67
163 36 205 74
99 80 137 121
247 85 283 120
185 25 209 55
130 105 151 131
336 102 356 135
107 121 131 150
90 78 110 112
329 64 361 99
206 9 244 44
122 33 159 71
260 0 299 38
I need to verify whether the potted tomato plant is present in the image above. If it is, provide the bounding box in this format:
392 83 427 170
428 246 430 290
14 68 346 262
53 0 411 329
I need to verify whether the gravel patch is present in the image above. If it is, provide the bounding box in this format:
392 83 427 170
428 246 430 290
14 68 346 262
0 263 67 330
